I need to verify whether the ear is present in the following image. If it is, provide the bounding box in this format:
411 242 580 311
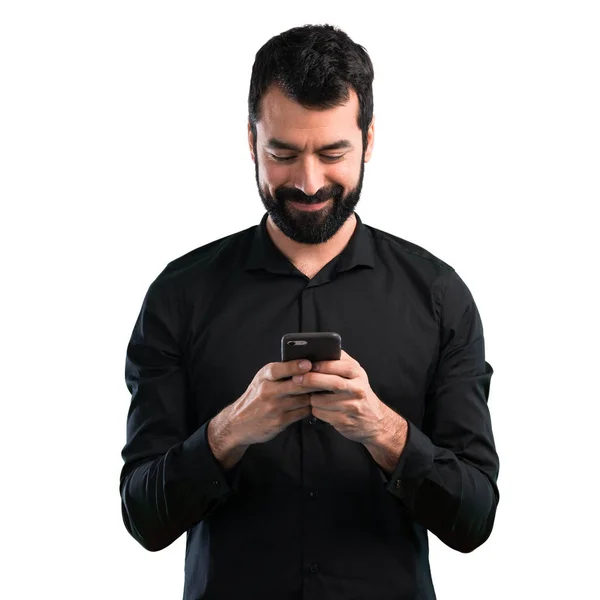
363 116 375 163
248 122 256 163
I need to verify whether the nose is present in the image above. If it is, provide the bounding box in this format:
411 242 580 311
292 156 325 197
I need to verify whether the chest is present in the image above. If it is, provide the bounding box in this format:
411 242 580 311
183 269 440 429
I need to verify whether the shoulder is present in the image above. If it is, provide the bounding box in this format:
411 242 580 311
365 221 455 277
152 222 255 288
138 223 256 325
363 221 478 317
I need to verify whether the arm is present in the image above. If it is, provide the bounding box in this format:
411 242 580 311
119 274 240 552
365 268 500 553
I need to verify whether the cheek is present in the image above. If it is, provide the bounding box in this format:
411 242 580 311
329 161 358 187
260 161 289 189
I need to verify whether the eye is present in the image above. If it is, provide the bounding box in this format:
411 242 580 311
269 153 346 163
270 154 295 162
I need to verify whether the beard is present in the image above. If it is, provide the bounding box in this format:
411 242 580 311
255 150 366 245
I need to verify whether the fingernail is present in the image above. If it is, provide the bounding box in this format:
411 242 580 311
293 374 303 383
298 360 310 369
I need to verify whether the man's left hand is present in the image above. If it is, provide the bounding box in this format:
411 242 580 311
292 349 400 444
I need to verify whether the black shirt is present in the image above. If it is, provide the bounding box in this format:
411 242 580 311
120 211 499 600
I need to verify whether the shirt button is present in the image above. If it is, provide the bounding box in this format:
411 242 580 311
309 564 319 573
395 479 402 489
308 416 317 425
309 491 318 499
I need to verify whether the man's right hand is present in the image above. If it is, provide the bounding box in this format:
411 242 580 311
207 359 323 468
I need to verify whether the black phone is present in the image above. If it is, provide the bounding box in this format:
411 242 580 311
281 332 342 395
281 332 342 363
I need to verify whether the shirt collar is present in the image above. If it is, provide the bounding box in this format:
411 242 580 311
244 211 375 276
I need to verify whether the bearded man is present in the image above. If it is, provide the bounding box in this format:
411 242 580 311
120 23 499 600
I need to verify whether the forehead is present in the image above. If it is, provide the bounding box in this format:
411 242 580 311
257 85 361 143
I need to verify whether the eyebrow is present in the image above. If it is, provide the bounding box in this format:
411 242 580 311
266 138 353 153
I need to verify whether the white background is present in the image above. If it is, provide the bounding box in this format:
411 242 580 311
1 1 598 598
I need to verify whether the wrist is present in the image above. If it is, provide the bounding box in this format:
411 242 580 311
208 407 234 454
207 408 247 470
363 410 408 475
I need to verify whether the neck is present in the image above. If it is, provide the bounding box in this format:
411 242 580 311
266 213 357 266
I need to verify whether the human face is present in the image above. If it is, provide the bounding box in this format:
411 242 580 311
249 85 374 244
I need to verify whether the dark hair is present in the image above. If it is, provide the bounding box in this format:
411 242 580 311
248 24 374 150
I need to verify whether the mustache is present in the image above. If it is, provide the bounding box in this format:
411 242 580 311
274 184 344 205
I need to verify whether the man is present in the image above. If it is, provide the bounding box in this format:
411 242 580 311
120 24 499 600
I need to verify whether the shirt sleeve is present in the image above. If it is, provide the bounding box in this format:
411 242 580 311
383 268 500 553
119 271 236 552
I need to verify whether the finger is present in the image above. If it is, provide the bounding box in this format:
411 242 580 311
281 392 312 411
310 394 351 411
280 404 313 426
281 378 330 397
259 379 325 405
312 360 361 379
293 372 352 394
263 359 312 382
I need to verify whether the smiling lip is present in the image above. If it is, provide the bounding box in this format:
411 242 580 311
290 199 330 212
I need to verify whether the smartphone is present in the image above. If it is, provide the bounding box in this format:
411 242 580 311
281 332 342 395
281 332 342 363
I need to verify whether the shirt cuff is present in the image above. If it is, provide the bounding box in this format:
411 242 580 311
180 420 239 504
383 420 435 508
